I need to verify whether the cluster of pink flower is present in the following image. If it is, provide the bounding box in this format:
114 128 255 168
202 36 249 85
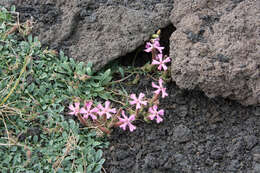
68 78 167 133
68 32 171 134
145 37 171 71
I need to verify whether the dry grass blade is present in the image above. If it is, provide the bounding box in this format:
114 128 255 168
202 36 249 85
52 132 77 172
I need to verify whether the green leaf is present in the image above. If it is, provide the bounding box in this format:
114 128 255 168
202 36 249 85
95 149 102 161
98 158 105 165
33 135 38 143
10 146 17 152
77 165 83 173
93 164 102 173
119 67 124 78
86 67 92 76
28 34 33 43
86 163 95 172
10 5 16 12
101 69 111 81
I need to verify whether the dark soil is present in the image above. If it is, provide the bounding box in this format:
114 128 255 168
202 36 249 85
103 74 260 173
3 1 260 173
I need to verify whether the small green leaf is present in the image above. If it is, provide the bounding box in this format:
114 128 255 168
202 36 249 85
33 135 38 143
28 34 33 43
98 158 105 165
95 150 103 161
87 163 95 172
119 67 124 78
10 5 16 12
10 146 17 152
93 164 102 173
86 67 92 76
77 165 83 173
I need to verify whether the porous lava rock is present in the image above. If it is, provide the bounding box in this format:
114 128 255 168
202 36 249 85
2 0 174 70
170 0 260 106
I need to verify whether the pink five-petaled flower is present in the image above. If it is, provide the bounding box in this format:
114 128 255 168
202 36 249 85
118 110 136 132
97 101 116 119
80 101 99 120
152 78 168 98
68 102 80 116
152 54 171 71
148 105 164 123
129 93 147 110
144 39 164 54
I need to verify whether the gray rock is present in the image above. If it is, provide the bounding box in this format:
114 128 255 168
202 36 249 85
176 105 188 117
210 146 225 160
116 149 129 161
227 137 245 159
170 0 260 106
172 124 192 143
252 146 260 163
10 0 173 70
244 135 258 150
227 159 241 171
253 163 260 173
253 107 260 116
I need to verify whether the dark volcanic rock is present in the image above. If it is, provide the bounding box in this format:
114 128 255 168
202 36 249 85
4 0 174 70
170 0 260 106
172 124 192 143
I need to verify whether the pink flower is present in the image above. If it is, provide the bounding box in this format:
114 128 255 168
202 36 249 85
80 101 99 120
152 78 168 98
97 101 116 119
129 93 147 110
68 102 80 116
144 39 164 53
152 54 171 71
148 105 164 123
118 110 136 132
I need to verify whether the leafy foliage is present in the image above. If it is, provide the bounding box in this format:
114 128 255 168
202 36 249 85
0 6 109 172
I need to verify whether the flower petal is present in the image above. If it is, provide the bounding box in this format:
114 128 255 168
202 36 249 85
156 116 163 123
128 123 136 132
152 82 159 89
130 94 137 100
129 115 136 121
80 107 88 114
139 93 145 99
152 59 160 65
105 101 110 109
110 108 116 114
75 102 80 108
68 104 74 111
148 114 155 120
120 123 127 131
158 109 164 116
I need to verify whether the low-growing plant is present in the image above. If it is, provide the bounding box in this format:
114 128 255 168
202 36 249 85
0 6 108 172
67 30 172 134
0 5 172 172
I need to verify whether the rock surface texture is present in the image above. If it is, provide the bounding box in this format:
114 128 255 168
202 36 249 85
170 0 260 106
4 0 174 70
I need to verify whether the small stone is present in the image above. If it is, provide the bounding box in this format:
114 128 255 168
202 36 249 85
144 154 159 169
227 137 245 158
244 135 258 150
253 153 260 163
177 105 188 117
227 159 240 171
210 146 225 160
252 146 260 163
172 124 192 143
253 107 260 116
116 150 129 161
253 163 260 173
174 153 185 163
205 158 214 166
